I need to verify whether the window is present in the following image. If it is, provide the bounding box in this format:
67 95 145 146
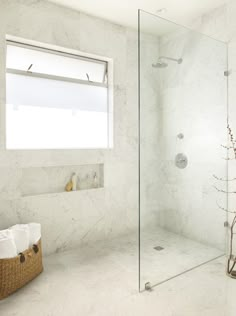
6 41 112 149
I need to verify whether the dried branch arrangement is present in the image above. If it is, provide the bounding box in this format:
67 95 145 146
214 124 236 278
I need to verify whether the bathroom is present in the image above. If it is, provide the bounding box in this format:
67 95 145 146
0 0 236 315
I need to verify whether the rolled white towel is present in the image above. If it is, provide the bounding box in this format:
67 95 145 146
0 229 17 259
28 223 41 246
10 224 30 254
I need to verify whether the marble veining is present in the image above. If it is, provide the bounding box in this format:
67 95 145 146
20 164 104 196
140 11 227 252
0 0 151 255
0 229 233 316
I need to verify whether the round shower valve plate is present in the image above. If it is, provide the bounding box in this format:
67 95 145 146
175 153 188 169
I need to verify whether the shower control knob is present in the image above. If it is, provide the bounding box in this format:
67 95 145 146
175 153 188 169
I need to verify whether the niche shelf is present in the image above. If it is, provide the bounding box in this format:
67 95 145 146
21 187 105 199
20 164 104 197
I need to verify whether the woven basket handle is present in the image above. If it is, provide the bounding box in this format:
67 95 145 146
33 244 39 254
19 253 25 263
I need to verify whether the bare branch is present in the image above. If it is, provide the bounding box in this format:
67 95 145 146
221 144 234 149
216 201 236 214
227 124 236 159
222 157 236 160
218 125 236 277
213 186 236 194
213 174 236 182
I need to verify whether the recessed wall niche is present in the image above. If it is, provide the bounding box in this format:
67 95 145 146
20 164 104 197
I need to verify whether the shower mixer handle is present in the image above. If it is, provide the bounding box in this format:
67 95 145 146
175 153 188 169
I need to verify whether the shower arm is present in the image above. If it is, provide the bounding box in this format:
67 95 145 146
159 56 180 63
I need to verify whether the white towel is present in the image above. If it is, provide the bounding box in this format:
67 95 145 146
0 229 18 259
28 223 41 246
10 224 30 254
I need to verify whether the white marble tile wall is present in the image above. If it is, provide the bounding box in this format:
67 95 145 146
157 29 227 250
139 31 160 228
139 17 228 250
0 0 231 257
20 164 104 196
194 0 236 255
0 0 160 255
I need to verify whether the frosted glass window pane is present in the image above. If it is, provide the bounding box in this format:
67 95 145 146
7 105 108 149
7 45 106 83
6 73 107 112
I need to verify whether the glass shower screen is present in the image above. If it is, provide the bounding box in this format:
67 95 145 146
138 10 228 291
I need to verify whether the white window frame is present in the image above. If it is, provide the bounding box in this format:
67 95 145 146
5 36 114 150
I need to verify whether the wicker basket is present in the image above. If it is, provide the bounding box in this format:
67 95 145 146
0 239 43 300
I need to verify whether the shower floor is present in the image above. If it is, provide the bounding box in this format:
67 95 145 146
0 227 226 316
140 227 223 289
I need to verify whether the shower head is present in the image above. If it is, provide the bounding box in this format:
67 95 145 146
176 58 183 64
152 56 183 68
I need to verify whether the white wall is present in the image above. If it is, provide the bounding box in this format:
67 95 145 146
139 31 160 228
157 28 227 250
0 0 231 256
195 0 236 254
0 0 159 255
139 11 228 251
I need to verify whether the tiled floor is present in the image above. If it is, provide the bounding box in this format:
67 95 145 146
0 228 233 316
140 227 223 289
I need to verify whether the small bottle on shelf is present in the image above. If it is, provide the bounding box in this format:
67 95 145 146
93 172 98 188
72 173 77 191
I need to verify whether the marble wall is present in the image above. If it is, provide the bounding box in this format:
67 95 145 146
194 0 236 254
0 0 232 257
139 11 228 251
140 2 236 253
139 31 160 228
0 0 159 255
157 28 227 250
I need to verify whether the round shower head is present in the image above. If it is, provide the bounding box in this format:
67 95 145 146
153 56 183 68
152 61 168 68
